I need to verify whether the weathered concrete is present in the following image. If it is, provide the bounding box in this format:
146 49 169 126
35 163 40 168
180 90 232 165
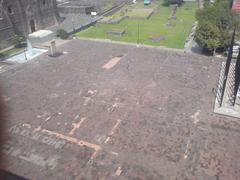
0 39 239 180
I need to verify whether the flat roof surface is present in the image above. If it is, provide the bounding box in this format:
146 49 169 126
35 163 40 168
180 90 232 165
0 40 240 180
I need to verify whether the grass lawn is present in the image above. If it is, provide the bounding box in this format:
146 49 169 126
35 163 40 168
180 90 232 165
99 2 115 13
76 0 197 49
127 8 153 19
0 47 24 59
99 6 126 23
99 1 155 23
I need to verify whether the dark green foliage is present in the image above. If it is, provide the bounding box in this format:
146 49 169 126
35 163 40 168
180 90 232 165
195 22 221 55
57 29 69 40
163 0 183 6
12 34 26 48
195 0 239 54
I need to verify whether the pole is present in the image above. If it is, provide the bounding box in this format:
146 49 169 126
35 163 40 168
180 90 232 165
24 48 27 61
219 27 236 106
137 23 139 45
232 47 240 105
72 17 75 33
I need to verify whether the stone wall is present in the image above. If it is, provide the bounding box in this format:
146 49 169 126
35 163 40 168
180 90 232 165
58 5 95 15
0 0 59 50
0 0 15 49
20 0 59 34
63 0 129 13
65 0 127 6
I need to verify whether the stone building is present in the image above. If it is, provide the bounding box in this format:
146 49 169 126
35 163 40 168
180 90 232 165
57 0 129 15
0 0 59 50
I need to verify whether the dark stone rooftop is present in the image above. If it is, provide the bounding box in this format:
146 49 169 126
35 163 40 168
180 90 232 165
0 39 239 180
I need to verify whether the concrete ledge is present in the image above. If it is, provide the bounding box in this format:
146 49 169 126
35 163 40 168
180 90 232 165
214 61 240 119
214 99 240 119
29 30 55 46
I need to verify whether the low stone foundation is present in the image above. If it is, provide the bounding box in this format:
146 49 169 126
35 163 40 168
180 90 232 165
29 30 55 46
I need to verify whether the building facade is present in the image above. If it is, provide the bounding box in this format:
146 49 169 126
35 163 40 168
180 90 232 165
58 0 129 14
0 0 59 49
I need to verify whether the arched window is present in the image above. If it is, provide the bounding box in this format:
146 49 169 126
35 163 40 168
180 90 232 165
43 0 46 5
7 6 13 14
30 19 36 32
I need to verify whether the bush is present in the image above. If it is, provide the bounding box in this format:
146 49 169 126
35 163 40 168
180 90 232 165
163 0 183 6
57 29 69 40
12 34 26 48
195 0 238 54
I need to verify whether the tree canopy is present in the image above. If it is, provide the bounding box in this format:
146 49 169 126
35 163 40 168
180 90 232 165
163 0 183 6
195 0 239 54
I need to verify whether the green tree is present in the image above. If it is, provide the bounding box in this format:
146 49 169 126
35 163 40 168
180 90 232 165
163 0 183 6
56 29 69 40
12 34 26 48
195 0 238 54
195 22 221 55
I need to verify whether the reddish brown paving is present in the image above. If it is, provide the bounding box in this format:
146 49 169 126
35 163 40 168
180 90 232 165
0 39 239 180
